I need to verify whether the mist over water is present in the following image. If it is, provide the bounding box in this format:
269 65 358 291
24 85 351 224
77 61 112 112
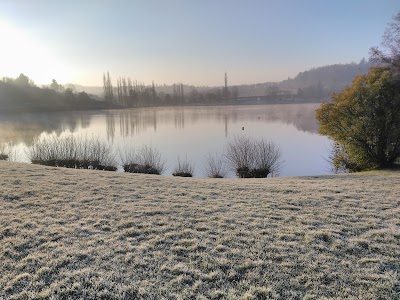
0 104 331 177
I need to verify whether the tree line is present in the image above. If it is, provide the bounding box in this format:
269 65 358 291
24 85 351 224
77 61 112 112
0 74 111 112
102 72 239 107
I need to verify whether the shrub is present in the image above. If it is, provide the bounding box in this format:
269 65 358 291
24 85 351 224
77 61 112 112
225 136 282 178
225 136 253 178
203 153 227 178
316 67 400 171
120 145 166 175
252 139 282 177
28 136 58 166
74 136 117 170
28 134 117 171
172 156 194 177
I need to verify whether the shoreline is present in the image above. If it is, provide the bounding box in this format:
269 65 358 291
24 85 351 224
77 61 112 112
0 98 325 115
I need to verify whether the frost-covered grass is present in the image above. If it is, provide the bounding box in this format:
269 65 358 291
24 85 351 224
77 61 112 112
0 161 399 299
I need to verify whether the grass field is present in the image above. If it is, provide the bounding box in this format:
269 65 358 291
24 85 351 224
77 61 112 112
0 161 399 299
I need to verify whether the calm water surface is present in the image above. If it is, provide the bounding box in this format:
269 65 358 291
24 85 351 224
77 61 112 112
0 104 332 177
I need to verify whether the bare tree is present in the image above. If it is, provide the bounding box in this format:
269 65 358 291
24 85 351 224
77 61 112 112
122 77 128 106
103 72 114 103
370 11 400 72
117 78 123 105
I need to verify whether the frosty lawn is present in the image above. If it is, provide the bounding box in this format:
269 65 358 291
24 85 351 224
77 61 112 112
0 161 399 299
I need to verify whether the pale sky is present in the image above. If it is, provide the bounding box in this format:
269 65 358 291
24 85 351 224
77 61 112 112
0 0 399 86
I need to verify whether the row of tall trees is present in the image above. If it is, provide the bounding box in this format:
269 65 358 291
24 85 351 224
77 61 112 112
115 78 157 107
102 72 240 107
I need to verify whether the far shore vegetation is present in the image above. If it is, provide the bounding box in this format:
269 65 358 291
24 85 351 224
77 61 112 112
0 58 374 113
0 75 112 113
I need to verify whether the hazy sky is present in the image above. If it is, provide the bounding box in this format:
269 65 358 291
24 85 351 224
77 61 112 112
0 0 399 86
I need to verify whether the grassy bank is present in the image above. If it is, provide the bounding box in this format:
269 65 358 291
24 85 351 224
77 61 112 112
0 161 399 299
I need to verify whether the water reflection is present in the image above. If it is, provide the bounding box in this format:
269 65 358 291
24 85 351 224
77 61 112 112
106 113 115 143
100 104 319 141
0 104 320 145
118 110 157 138
174 109 184 131
0 111 92 145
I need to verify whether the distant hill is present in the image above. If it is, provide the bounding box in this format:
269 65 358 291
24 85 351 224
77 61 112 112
235 59 375 99
72 59 375 101
280 59 374 93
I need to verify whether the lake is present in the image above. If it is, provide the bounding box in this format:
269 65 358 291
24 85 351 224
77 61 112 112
0 103 332 177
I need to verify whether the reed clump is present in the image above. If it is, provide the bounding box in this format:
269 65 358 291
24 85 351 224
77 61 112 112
120 145 166 175
0 142 17 161
203 153 227 178
28 134 117 171
172 156 195 177
225 136 282 178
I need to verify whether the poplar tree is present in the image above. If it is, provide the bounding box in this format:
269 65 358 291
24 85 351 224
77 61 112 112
103 72 114 103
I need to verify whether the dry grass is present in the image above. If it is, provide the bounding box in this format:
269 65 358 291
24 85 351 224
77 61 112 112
0 161 399 299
